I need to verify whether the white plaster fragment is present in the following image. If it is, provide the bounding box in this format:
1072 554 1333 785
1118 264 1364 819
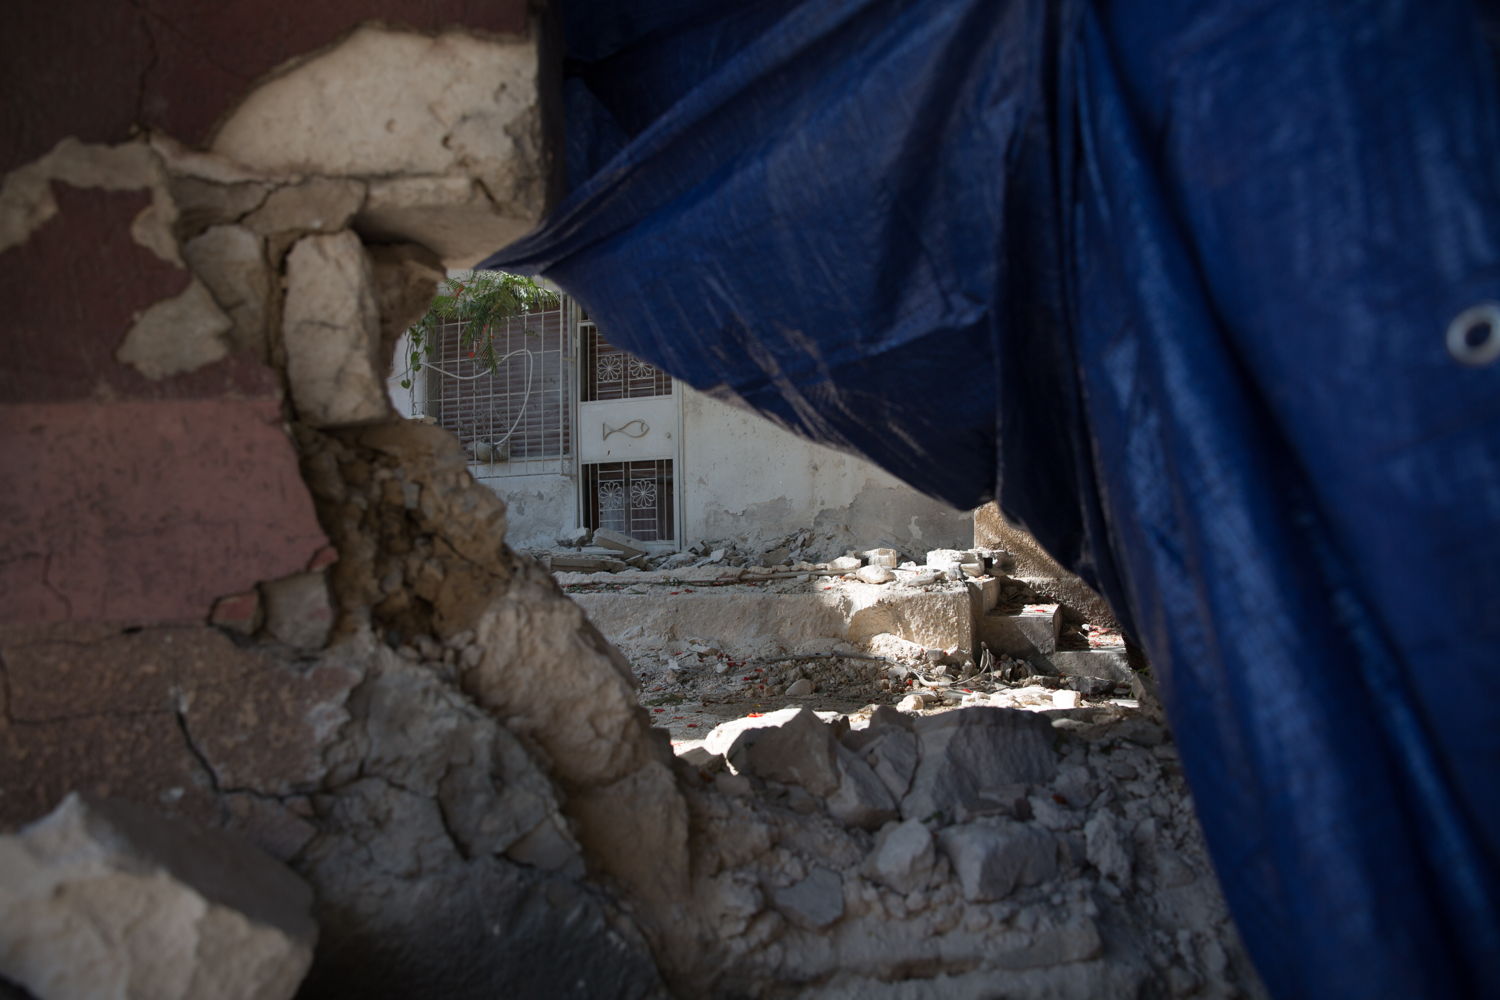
117 279 234 379
215 27 537 176
0 793 316 1000
282 231 389 428
210 26 548 267
0 138 179 261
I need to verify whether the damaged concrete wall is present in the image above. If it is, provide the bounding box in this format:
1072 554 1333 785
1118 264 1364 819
682 387 972 555
1 6 1260 998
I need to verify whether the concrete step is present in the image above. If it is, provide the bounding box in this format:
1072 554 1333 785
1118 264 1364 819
977 604 1062 658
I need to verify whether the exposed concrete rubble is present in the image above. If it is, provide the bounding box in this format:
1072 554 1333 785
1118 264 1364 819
670 696 1261 997
0 793 316 1000
211 26 550 267
283 231 390 428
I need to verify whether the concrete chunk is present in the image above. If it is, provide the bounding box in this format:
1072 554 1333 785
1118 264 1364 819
865 818 936 894
591 527 648 558
901 708 1058 823
261 571 333 650
826 744 899 829
1042 649 1133 684
0 793 316 1000
938 819 1059 902
772 866 845 930
863 725 920 802
283 231 388 428
726 708 841 796
979 605 1063 658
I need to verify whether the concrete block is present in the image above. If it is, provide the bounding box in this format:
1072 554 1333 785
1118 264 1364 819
978 604 1062 658
967 576 1000 616
1042 649 1132 684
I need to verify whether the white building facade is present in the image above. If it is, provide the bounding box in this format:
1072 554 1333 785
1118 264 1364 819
388 293 970 554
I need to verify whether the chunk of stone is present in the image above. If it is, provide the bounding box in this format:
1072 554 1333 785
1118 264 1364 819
786 677 815 697
261 571 333 650
1042 649 1134 684
282 231 388 428
182 224 272 357
861 548 900 568
117 279 234 379
865 818 936 894
591 527 648 558
0 792 316 1000
702 707 807 757
901 707 1058 822
897 692 927 712
855 564 896 584
860 725 920 801
901 569 944 587
244 177 365 237
938 818 1059 902
826 744 898 829
1084 810 1134 883
166 176 273 238
210 589 262 635
771 866 845 930
726 708 840 795
828 555 862 572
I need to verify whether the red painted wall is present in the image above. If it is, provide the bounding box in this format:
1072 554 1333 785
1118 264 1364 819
0 0 530 626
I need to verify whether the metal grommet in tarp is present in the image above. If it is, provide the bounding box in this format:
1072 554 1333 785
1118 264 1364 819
1446 302 1500 366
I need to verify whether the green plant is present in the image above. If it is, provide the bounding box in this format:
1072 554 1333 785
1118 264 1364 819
400 271 560 388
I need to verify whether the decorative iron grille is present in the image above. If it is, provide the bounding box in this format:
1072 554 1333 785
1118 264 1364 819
583 460 674 542
581 322 672 400
422 306 571 477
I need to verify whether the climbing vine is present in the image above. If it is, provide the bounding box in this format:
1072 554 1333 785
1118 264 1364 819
400 271 559 388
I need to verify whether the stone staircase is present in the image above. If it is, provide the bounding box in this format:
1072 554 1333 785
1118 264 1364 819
970 571 1141 696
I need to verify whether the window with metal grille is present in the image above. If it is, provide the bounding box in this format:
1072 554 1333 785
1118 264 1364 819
581 321 671 400
583 460 674 542
423 307 571 475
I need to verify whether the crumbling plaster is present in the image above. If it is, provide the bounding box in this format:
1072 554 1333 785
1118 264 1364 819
1 8 1259 999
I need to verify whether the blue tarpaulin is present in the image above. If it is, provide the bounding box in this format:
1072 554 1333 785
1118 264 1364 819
482 2 1500 995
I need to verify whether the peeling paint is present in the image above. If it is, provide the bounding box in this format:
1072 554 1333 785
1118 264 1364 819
0 138 178 261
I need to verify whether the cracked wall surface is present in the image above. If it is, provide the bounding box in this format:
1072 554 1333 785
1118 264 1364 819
1 7 1263 999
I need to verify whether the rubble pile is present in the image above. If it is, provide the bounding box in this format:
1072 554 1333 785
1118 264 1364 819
674 698 1263 998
